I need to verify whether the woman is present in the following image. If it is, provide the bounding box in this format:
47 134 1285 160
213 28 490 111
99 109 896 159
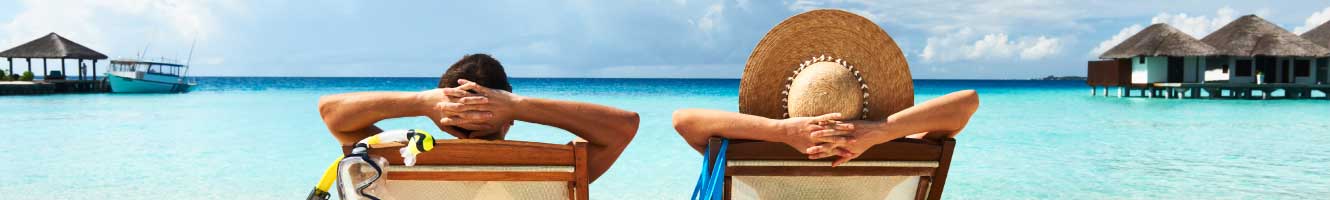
671 9 979 199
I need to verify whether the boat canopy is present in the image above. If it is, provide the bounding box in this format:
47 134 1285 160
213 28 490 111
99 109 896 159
110 59 184 67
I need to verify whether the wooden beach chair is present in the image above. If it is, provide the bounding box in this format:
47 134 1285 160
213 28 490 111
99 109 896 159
342 139 590 200
709 136 956 200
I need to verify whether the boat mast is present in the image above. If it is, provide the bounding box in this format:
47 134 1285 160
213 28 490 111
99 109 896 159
182 37 196 82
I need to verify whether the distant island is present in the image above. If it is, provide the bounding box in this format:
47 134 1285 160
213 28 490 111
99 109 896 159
1032 75 1086 81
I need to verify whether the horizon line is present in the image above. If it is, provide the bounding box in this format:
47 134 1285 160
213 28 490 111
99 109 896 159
175 75 1084 81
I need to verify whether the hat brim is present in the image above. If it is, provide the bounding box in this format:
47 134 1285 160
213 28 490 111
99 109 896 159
739 9 913 120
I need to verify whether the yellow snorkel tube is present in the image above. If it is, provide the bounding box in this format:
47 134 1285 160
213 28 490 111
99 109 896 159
307 129 436 200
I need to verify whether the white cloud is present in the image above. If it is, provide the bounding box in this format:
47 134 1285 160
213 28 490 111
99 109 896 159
734 0 751 11
1293 6 1330 34
1149 6 1236 37
693 3 725 33
2 0 236 59
1020 36 1061 60
788 0 1073 63
920 28 1063 62
1090 7 1243 58
787 0 1087 34
1089 24 1143 57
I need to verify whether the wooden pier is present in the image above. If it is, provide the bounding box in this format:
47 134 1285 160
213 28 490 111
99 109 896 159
0 80 109 95
1090 83 1330 99
1087 59 1330 100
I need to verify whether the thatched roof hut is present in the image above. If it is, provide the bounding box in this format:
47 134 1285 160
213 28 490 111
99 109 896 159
1100 24 1218 59
0 33 107 59
1301 20 1330 49
1201 15 1330 57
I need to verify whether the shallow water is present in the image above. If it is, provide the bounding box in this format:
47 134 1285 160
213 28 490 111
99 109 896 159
1 77 1327 199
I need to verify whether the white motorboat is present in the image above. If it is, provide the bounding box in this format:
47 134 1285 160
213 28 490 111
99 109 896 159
106 59 195 93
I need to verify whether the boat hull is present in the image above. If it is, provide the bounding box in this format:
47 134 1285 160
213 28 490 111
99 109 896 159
107 73 193 93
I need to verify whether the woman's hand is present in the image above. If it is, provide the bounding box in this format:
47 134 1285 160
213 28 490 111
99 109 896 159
805 120 885 167
773 113 856 155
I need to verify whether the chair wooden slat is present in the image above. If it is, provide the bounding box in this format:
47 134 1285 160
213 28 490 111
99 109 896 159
385 171 575 181
713 137 957 200
342 139 576 166
723 138 943 161
338 138 590 199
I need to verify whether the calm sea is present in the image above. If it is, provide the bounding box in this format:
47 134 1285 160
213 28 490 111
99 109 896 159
1 77 1327 199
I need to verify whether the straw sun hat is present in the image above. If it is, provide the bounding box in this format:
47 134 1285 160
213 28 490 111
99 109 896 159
739 9 913 121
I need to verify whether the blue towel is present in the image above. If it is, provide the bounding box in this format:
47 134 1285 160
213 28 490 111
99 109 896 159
691 138 729 200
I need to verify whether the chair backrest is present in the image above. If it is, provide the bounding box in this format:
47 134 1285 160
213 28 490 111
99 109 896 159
342 139 590 200
711 137 956 200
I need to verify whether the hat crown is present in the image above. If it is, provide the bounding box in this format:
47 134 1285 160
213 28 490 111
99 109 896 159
787 61 863 120
739 9 913 120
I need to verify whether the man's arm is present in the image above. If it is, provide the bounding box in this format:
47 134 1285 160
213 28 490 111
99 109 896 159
514 97 640 181
318 90 489 144
318 91 434 144
453 80 640 182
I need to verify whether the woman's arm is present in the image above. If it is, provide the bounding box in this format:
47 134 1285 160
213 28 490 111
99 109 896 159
671 109 854 153
871 89 980 142
808 90 980 166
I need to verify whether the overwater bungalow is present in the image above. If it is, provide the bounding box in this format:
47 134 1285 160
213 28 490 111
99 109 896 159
1301 19 1330 84
1089 15 1330 99
1201 15 1328 85
1097 23 1217 85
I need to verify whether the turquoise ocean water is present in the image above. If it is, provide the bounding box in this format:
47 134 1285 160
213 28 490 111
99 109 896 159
1 77 1328 199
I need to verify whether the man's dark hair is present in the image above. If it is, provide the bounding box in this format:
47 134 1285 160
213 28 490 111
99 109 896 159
439 54 512 92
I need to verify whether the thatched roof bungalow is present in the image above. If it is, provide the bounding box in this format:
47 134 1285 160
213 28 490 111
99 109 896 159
1089 15 1330 98
1100 24 1218 59
1200 15 1327 84
1091 14 1330 88
1097 24 1217 84
1301 21 1330 84
0 33 107 80
1202 15 1329 57
1304 21 1330 48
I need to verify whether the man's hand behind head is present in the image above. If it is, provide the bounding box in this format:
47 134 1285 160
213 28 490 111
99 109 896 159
430 79 523 139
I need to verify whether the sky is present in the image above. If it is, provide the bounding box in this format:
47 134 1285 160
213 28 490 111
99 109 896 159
2 0 1330 79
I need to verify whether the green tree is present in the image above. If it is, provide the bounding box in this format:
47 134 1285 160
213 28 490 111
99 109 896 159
20 71 35 81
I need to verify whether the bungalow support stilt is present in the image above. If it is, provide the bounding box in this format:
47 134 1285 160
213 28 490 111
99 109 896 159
42 58 47 78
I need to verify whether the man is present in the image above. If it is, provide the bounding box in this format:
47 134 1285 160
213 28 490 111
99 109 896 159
317 54 639 181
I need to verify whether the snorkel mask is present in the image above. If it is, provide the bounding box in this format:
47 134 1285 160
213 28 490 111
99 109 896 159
307 129 436 200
